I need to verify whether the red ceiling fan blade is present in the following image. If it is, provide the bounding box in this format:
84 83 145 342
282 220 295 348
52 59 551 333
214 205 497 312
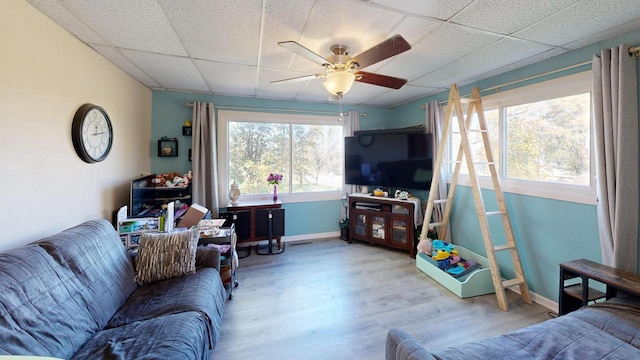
270 74 323 85
278 41 331 67
348 34 411 70
355 71 407 89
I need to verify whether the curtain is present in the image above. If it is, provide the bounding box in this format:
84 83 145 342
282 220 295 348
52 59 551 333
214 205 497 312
342 110 360 219
425 100 451 242
191 102 219 217
592 44 638 272
425 100 451 243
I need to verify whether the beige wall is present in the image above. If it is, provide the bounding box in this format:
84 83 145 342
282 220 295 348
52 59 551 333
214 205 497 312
0 1 152 251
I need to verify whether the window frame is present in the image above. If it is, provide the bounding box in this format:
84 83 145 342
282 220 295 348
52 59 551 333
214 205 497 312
217 110 345 204
448 71 595 205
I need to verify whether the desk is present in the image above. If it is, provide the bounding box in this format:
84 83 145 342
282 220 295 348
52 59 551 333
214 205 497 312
559 259 640 315
220 200 283 248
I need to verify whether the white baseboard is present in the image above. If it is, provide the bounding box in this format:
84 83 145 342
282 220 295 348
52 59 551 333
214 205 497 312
237 231 339 247
507 286 558 313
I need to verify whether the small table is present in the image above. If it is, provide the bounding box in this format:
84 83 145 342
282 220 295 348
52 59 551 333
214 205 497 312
198 225 238 300
559 259 640 315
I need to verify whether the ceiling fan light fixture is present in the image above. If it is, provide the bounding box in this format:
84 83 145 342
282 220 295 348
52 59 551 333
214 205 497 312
323 71 355 96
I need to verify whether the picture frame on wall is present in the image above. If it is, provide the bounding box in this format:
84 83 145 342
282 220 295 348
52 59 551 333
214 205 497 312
182 126 192 136
158 139 178 157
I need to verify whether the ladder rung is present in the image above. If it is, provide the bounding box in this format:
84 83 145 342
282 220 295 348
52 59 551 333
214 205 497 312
434 199 448 204
474 161 495 165
443 160 462 164
428 222 445 228
451 131 461 134
460 98 479 104
485 211 505 216
468 129 488 133
494 244 515 251
502 278 525 288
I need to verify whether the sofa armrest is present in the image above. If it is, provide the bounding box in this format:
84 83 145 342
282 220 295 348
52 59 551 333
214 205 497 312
386 328 436 360
195 246 221 271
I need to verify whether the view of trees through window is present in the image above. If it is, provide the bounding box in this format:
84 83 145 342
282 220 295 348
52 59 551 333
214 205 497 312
228 121 343 196
505 93 590 185
450 92 590 187
450 109 499 177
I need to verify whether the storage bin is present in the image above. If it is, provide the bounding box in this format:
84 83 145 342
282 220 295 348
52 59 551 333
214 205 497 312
416 245 495 298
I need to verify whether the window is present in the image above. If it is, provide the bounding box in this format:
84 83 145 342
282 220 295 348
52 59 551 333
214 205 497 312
218 111 344 203
447 71 594 204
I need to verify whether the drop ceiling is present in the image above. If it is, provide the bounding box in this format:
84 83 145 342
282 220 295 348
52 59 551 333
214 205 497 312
26 0 640 107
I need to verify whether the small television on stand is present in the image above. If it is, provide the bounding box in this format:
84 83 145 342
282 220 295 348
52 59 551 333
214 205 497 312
344 127 434 191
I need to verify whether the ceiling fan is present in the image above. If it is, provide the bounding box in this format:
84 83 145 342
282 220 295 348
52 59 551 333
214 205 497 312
272 34 411 98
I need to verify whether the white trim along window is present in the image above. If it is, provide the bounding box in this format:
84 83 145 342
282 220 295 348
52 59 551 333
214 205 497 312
218 110 344 203
447 71 595 205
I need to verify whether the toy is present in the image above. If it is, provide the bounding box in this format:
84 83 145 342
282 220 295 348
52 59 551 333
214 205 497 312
417 238 432 255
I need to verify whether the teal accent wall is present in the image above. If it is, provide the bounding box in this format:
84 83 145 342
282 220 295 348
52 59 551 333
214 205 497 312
151 92 391 237
151 28 640 302
392 28 640 302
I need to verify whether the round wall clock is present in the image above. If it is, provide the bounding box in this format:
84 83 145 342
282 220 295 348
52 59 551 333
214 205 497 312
71 103 113 163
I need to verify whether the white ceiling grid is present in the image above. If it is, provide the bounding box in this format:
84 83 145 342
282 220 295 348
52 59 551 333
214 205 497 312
25 0 640 107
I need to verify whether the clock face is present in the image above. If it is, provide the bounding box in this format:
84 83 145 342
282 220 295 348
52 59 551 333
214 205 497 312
72 104 113 163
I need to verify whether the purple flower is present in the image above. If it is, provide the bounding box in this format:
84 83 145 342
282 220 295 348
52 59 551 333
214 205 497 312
267 173 283 185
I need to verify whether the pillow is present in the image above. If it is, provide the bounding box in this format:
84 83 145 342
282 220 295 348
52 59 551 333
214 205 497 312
135 229 198 286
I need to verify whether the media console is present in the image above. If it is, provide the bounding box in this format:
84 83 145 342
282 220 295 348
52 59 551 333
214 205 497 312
348 194 420 258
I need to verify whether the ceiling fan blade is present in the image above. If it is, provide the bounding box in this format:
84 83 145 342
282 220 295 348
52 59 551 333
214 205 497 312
348 34 411 70
355 71 408 89
270 74 323 85
278 41 331 67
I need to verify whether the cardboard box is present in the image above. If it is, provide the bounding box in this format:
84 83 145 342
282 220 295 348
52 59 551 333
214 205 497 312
177 203 209 228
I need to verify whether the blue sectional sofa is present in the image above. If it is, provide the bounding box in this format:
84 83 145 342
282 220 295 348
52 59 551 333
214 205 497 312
0 219 227 359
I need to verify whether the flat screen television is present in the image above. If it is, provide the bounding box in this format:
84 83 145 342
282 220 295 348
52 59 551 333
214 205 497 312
344 132 433 190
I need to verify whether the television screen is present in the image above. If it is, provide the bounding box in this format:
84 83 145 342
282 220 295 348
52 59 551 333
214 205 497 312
130 174 157 217
344 132 433 190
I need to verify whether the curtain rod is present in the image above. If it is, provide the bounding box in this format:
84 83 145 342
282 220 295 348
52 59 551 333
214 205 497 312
420 46 640 110
420 60 592 109
184 102 367 117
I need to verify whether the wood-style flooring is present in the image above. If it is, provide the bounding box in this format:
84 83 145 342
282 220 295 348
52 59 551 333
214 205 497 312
211 238 552 360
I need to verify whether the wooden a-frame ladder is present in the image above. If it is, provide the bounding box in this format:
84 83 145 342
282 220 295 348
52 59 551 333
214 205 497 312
421 84 532 311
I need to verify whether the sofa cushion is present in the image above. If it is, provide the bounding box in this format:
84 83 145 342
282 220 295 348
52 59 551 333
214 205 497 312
36 219 138 328
70 312 210 360
0 244 99 358
108 268 226 349
135 229 198 286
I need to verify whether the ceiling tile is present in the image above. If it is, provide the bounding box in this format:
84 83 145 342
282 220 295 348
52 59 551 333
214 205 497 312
121 50 209 92
371 0 474 20
563 18 640 50
260 0 316 71
412 38 554 88
195 60 257 97
27 0 107 45
379 22 503 82
160 0 262 65
62 0 187 56
24 0 640 107
450 0 577 34
514 0 640 47
90 45 160 88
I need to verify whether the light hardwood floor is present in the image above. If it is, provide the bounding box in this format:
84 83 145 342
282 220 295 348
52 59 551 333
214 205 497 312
211 238 552 360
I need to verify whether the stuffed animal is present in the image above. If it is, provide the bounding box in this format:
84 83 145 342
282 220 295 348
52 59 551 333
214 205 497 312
417 238 432 255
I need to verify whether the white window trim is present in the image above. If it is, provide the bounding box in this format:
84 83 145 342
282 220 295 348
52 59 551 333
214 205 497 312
448 71 596 205
217 110 344 204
